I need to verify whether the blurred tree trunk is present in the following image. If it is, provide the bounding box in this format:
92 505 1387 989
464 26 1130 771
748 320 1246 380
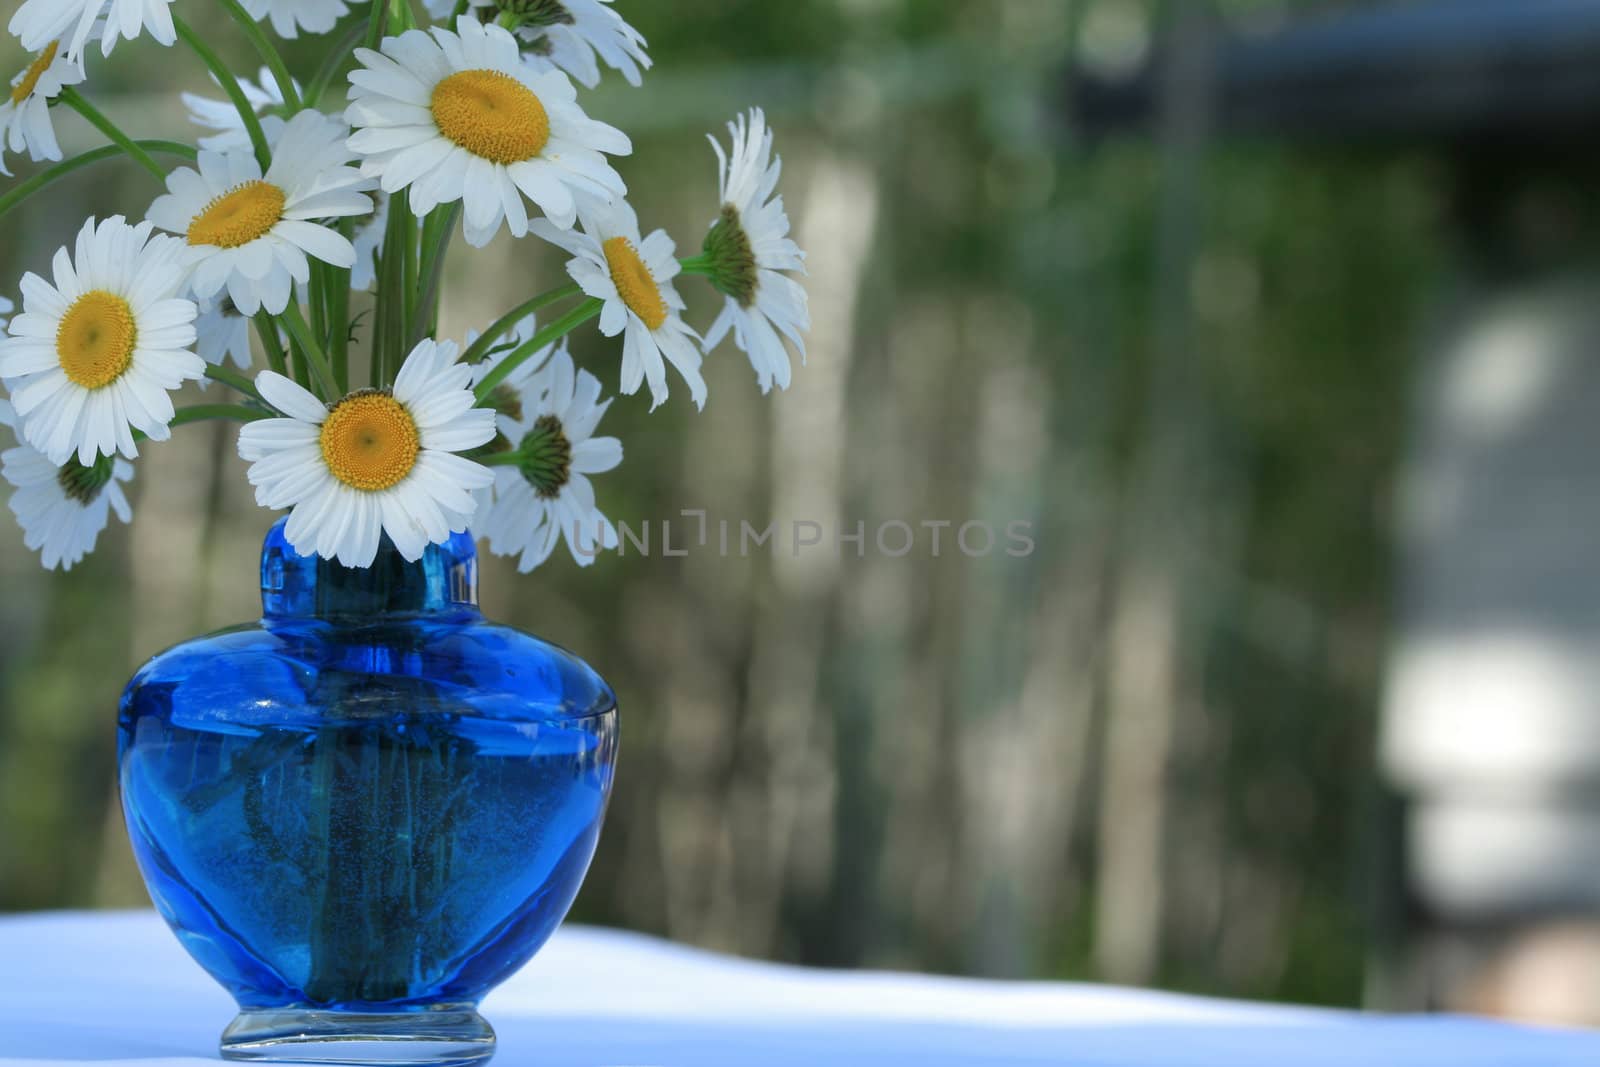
1096 0 1217 986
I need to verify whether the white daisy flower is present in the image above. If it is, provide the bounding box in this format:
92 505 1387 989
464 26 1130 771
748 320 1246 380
147 110 374 317
0 216 203 467
1 40 82 173
345 16 631 248
195 298 254 372
427 0 650 89
0 399 134 571
241 0 354 39
702 109 810 394
532 199 706 411
182 68 292 153
351 192 390 291
525 0 650 89
237 338 498 567
0 40 86 176
9 0 176 61
473 345 621 571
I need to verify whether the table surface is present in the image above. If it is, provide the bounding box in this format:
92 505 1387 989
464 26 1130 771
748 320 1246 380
3 911 1599 1066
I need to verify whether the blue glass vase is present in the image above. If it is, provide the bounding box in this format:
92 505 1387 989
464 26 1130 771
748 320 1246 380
117 520 619 1065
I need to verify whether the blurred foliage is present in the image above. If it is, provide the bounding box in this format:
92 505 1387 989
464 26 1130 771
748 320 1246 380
0 0 1445 1011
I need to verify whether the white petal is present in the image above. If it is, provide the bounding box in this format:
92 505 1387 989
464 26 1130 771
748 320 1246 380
256 371 329 423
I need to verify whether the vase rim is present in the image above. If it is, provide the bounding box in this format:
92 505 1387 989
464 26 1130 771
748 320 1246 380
260 519 480 620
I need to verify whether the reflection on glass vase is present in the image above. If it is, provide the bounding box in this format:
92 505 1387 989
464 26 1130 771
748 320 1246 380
117 519 619 1065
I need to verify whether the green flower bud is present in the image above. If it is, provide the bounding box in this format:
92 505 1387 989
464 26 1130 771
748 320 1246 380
56 453 116 505
492 0 576 29
517 414 572 499
702 205 759 308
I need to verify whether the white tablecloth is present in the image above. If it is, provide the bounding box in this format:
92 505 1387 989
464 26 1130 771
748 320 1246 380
2 911 1598 1066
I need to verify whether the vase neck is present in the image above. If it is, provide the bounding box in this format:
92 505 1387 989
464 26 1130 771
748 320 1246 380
260 520 479 621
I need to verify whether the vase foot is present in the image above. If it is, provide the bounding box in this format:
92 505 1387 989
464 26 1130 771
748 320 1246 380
220 1005 496 1066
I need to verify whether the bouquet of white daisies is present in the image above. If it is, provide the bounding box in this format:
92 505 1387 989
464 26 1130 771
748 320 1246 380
0 0 808 572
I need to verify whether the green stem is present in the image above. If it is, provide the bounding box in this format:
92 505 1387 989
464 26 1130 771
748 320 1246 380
678 255 714 277
286 322 309 389
206 364 265 402
56 89 166 181
370 256 388 389
0 142 195 220
253 312 289 377
412 203 459 348
473 298 602 403
279 303 343 400
331 285 352 393
390 0 418 32
172 403 270 427
459 282 582 365
375 192 412 387
304 17 371 108
402 204 419 346
216 0 302 111
327 217 355 393
309 261 328 359
369 281 385 390
364 0 388 49
174 14 272 170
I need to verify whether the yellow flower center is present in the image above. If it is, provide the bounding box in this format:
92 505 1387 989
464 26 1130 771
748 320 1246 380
603 237 668 330
57 291 137 390
187 181 286 249
319 391 421 493
10 41 57 107
430 69 550 165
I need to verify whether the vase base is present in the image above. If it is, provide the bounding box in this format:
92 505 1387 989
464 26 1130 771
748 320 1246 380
220 1005 496 1066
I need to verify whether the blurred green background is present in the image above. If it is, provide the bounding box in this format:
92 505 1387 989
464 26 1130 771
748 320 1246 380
0 0 1521 1017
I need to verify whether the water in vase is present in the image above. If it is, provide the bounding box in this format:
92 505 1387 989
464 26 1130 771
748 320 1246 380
121 705 615 1010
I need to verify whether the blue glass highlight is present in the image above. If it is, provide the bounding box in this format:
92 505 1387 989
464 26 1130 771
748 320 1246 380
118 521 618 1020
